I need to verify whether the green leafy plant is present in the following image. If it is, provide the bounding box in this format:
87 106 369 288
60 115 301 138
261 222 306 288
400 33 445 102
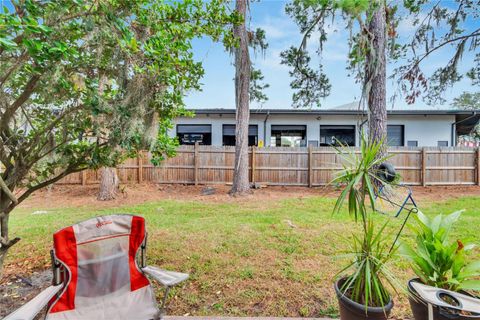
0 0 239 274
332 134 391 220
332 134 402 309
402 210 480 292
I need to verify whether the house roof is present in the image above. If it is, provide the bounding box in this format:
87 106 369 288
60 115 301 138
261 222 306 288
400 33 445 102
189 107 478 116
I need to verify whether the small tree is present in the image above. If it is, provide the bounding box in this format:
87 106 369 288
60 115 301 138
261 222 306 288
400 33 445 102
452 92 480 111
332 134 401 311
453 92 480 141
0 0 236 275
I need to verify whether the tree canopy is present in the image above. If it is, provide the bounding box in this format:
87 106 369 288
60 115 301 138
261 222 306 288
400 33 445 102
281 0 480 108
396 0 480 105
453 92 480 110
0 0 237 271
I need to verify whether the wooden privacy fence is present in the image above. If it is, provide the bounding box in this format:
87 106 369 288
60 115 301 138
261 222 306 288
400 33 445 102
58 145 480 187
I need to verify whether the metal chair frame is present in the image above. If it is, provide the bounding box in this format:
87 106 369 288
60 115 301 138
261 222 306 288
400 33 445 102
374 183 419 254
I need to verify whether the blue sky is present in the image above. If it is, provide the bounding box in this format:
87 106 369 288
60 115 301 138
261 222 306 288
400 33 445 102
185 1 479 110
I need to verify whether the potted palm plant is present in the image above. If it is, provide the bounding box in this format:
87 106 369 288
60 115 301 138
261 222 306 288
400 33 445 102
332 135 401 320
402 210 480 319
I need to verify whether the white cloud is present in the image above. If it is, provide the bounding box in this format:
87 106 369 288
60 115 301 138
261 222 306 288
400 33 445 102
256 16 298 41
322 47 348 62
396 13 427 34
256 48 290 71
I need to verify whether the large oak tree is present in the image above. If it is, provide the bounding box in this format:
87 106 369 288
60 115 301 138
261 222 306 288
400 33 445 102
0 0 237 275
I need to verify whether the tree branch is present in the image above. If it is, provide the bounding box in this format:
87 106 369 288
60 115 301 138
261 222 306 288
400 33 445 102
0 236 20 249
410 29 480 72
0 75 41 131
0 176 17 205
399 29 480 91
20 104 84 156
0 52 28 88
298 9 327 52
12 166 85 211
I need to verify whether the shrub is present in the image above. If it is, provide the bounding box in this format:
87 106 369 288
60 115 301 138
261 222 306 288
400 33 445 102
402 210 480 292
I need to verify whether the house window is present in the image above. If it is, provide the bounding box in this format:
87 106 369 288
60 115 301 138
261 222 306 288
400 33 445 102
176 124 212 145
387 125 405 146
438 141 448 147
222 125 258 146
407 140 418 147
320 125 355 146
270 125 306 147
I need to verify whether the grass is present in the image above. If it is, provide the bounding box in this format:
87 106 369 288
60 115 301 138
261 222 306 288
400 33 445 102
5 194 480 318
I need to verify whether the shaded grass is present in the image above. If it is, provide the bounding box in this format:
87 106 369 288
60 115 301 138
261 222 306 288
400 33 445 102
5 195 480 318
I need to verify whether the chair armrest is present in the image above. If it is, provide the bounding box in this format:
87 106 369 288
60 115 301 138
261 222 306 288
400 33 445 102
3 284 63 320
142 266 189 287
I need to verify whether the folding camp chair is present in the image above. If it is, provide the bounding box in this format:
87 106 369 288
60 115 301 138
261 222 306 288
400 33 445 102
4 214 188 320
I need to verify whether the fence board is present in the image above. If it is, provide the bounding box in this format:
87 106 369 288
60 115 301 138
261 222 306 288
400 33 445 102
55 146 480 187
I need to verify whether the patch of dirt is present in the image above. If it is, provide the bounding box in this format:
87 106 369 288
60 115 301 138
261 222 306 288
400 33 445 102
0 270 52 319
17 184 339 209
18 183 480 210
410 185 480 201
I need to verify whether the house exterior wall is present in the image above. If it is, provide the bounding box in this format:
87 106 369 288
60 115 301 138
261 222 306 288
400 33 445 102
387 114 454 146
169 112 456 147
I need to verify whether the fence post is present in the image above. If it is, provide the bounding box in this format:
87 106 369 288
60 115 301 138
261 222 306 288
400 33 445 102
251 146 256 183
422 147 427 187
194 142 199 185
81 170 87 186
137 153 143 184
477 147 480 186
308 145 313 188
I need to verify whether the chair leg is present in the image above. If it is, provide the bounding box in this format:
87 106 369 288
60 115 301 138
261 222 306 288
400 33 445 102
428 303 433 320
158 286 171 320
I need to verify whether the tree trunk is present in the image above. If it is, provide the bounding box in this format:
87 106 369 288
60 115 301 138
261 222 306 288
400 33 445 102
98 167 119 201
230 0 251 196
366 2 387 150
0 194 18 278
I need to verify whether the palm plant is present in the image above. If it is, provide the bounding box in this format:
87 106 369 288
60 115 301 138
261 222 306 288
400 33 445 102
332 134 390 220
402 210 480 292
332 134 402 309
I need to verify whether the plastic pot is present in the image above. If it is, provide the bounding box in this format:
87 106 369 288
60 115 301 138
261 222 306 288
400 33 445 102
408 278 480 320
335 277 393 320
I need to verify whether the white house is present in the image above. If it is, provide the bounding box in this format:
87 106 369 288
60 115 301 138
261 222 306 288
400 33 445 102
169 103 479 147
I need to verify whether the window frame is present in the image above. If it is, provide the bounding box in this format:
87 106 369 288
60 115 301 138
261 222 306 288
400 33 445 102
176 124 212 145
319 125 356 147
387 125 405 147
438 141 449 147
407 140 418 147
270 124 307 147
222 124 259 146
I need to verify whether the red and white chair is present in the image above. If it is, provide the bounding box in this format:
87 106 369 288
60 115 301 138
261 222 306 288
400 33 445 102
4 214 188 320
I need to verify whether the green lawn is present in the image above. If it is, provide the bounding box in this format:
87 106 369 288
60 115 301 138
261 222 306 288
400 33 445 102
6 194 480 318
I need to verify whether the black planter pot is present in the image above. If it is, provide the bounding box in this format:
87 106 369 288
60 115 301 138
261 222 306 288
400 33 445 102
334 278 393 320
408 278 480 320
